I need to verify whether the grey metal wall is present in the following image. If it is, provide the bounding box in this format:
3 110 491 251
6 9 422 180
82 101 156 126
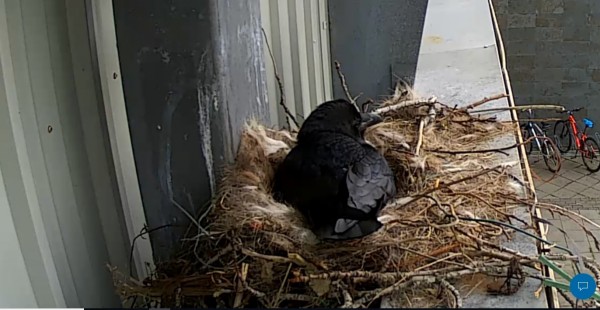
493 0 600 120
112 0 269 261
327 0 429 101
0 0 128 306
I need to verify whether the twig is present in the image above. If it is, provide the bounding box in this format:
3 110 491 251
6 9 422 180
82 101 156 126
535 202 600 231
261 28 299 128
424 136 538 156
272 263 292 308
374 97 437 115
338 282 354 308
238 263 266 299
398 243 468 270
356 266 508 308
415 119 425 156
201 245 234 270
234 264 246 308
334 61 358 109
461 93 507 110
172 198 209 235
129 224 174 277
470 104 565 114
459 217 574 255
240 248 294 264
395 164 510 208
557 289 576 308
291 263 512 284
439 279 463 308
449 192 528 226
280 294 314 302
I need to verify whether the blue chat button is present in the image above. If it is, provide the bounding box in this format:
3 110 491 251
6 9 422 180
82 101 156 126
570 273 597 300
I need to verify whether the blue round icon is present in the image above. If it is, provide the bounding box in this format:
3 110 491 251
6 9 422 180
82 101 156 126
570 273 597 300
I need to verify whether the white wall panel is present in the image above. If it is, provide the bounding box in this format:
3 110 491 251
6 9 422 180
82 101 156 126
260 0 333 129
0 0 131 306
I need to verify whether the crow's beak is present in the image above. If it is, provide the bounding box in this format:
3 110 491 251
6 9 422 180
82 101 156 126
359 112 383 132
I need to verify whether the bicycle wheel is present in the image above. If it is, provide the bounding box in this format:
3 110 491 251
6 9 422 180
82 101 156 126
553 120 572 153
521 126 533 155
581 137 600 173
541 139 561 172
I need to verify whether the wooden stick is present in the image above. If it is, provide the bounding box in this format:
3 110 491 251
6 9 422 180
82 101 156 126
415 119 425 156
470 104 565 114
374 97 437 115
462 93 508 110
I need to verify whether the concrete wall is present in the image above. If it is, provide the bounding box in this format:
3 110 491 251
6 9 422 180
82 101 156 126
493 0 600 120
112 0 269 261
328 0 428 101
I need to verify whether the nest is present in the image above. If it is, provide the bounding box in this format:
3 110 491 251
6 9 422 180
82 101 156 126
111 91 600 308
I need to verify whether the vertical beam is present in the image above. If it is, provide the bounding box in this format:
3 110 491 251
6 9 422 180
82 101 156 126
293 0 312 117
65 0 130 278
88 0 154 278
318 0 333 101
0 0 66 306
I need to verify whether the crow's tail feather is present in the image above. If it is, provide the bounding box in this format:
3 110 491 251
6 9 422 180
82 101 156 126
316 219 383 241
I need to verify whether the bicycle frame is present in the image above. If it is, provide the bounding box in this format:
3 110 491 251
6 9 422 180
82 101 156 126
522 109 549 150
523 122 546 151
566 113 589 151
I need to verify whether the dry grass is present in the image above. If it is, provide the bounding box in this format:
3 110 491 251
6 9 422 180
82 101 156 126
110 89 600 308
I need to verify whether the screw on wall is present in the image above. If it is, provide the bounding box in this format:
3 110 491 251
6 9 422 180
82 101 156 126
47 125 53 133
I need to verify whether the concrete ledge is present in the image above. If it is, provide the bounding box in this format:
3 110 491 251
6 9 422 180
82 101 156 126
383 0 546 307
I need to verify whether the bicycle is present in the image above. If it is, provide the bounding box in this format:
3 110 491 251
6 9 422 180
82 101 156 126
520 108 561 172
553 107 600 173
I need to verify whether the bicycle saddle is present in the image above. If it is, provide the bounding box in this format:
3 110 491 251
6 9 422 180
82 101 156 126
584 118 594 128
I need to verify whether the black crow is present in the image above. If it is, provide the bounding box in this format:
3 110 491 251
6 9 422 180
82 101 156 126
272 99 397 241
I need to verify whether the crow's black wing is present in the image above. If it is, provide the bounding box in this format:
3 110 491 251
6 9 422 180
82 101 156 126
334 145 396 234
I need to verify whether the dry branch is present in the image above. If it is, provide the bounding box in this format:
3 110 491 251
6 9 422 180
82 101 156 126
462 93 508 110
261 28 299 129
334 61 358 109
471 104 565 114
374 96 437 115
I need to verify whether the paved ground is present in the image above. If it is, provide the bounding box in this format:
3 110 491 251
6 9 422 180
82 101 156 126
530 153 600 307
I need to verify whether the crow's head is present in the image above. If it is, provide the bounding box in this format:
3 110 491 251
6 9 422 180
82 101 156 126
297 99 383 142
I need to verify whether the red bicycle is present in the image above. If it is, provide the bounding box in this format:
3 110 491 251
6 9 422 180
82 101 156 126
553 107 600 172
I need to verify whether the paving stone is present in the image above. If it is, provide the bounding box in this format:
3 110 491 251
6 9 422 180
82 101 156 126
534 156 600 277
554 187 578 198
557 294 572 308
580 209 600 220
561 169 585 182
537 181 562 193
541 208 559 219
546 227 566 244
537 190 550 198
564 230 589 242
547 220 564 231
550 176 573 188
562 158 584 170
582 188 600 199
578 175 600 187
573 165 591 173
535 169 554 180
589 174 600 182
564 181 590 194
